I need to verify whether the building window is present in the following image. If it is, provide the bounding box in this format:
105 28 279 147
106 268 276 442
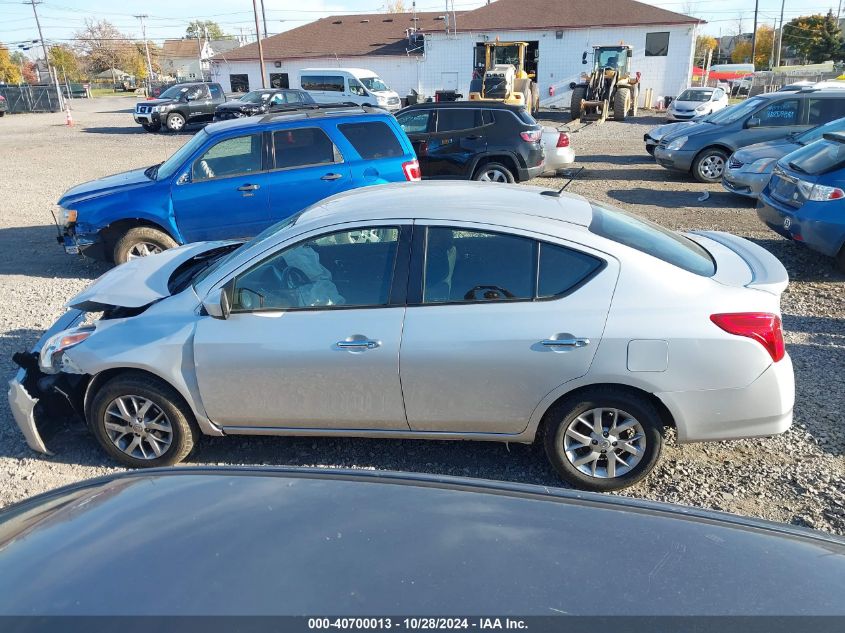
269 72 289 89
645 32 670 56
230 74 249 92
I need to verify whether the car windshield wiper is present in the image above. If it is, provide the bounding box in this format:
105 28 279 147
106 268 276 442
787 161 807 174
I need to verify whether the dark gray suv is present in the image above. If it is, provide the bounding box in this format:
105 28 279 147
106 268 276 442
654 89 845 182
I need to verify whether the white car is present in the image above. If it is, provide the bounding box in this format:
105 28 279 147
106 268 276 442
667 87 729 121
9 182 794 491
541 126 575 174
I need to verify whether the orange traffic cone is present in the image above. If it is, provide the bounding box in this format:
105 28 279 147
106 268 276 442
65 107 73 127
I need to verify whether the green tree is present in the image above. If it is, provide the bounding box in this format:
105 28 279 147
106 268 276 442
732 25 774 68
186 20 226 39
49 44 82 81
782 12 844 63
695 35 717 59
0 44 23 83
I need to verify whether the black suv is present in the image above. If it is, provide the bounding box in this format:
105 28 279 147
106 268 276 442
395 102 545 182
213 88 316 121
134 82 226 133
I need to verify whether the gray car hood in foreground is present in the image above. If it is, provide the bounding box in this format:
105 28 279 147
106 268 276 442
733 138 801 163
67 241 230 310
0 468 842 616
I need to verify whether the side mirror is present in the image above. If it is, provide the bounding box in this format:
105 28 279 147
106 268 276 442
176 172 190 186
746 117 761 129
582 52 588 65
202 286 231 320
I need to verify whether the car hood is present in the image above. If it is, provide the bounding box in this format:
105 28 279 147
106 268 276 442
733 139 800 163
662 120 713 141
648 120 697 140
66 241 230 310
58 167 156 207
671 99 709 110
140 98 178 107
217 101 260 111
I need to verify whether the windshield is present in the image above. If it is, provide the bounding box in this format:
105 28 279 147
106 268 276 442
706 97 765 125
796 116 845 145
158 84 190 100
783 136 845 175
240 91 270 104
677 90 713 102
596 48 628 69
157 129 209 180
192 211 306 287
360 76 389 92
589 204 715 276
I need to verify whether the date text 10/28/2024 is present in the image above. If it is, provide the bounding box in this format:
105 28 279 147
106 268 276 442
308 618 528 630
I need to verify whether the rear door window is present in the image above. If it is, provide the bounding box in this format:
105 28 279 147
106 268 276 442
756 99 800 127
338 121 405 159
301 75 343 92
589 204 715 276
807 98 845 125
397 110 432 134
436 109 482 133
209 84 223 100
273 128 341 169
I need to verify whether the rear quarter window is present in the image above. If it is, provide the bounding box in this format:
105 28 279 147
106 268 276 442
589 204 715 276
338 121 405 159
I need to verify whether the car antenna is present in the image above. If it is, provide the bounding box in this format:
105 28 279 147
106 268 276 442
540 167 585 197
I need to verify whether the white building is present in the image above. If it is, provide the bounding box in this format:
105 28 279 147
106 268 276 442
162 38 243 82
211 0 701 107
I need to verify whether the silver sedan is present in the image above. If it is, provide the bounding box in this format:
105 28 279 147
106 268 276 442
9 182 795 490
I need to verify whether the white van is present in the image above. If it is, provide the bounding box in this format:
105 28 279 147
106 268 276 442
298 68 402 112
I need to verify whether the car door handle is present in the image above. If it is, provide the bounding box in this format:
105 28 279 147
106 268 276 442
541 338 590 348
336 339 381 350
321 173 343 181
237 184 260 191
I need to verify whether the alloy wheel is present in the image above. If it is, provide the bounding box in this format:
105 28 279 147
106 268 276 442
104 395 173 460
698 154 725 180
127 242 163 259
560 407 645 479
477 168 509 183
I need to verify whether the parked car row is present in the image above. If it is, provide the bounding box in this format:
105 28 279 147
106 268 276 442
646 88 845 272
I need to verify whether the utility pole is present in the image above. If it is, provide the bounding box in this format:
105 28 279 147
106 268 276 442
775 0 785 68
260 0 269 39
135 14 154 90
28 0 63 109
750 0 759 69
252 0 267 88
195 26 206 81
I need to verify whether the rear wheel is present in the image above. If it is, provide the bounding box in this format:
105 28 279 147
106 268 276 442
692 147 729 183
112 226 178 264
570 86 587 121
90 372 199 468
543 388 663 491
473 161 515 183
166 111 186 132
613 87 630 121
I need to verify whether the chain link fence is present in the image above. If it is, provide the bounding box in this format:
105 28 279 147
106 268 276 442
0 85 63 113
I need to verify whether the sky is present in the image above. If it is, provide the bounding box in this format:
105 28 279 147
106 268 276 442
2 0 843 56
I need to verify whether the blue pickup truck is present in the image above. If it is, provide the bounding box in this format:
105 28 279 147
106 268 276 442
57 106 420 263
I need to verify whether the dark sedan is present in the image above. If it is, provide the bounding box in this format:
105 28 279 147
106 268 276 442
0 467 843 623
214 88 315 121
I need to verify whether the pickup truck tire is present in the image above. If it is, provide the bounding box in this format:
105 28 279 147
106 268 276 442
142 122 161 133
166 112 186 132
113 226 178 264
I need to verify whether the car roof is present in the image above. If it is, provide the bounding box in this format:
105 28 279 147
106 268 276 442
300 67 377 76
296 181 594 229
401 101 527 111
204 105 389 134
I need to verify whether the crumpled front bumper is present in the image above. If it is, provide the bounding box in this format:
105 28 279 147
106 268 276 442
7 308 88 454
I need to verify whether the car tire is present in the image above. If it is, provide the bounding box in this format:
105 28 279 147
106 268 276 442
613 87 629 121
473 161 515 183
142 122 161 133
570 86 587 121
89 372 200 468
166 112 186 132
0 111 5 117
112 226 178 264
692 147 729 183
542 388 663 491
836 245 845 274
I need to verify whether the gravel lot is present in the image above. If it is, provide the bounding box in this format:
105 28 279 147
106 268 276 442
1 97 843 533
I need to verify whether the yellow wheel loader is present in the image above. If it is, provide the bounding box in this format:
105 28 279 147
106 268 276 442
469 41 539 114
570 45 640 122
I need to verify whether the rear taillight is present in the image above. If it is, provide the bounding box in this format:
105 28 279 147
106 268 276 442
402 159 421 181
556 132 570 148
796 178 845 201
710 312 785 362
520 129 541 143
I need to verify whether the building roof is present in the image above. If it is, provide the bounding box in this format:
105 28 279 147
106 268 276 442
162 39 203 59
458 0 701 30
214 11 463 61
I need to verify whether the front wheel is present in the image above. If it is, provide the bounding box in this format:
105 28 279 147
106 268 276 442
473 162 515 183
570 86 587 121
692 147 728 183
89 372 199 468
112 226 178 264
543 389 663 491
166 111 186 132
